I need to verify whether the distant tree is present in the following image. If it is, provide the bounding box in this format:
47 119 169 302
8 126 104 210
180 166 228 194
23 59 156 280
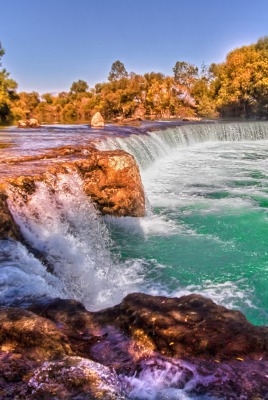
173 61 198 88
0 41 18 122
0 42 5 63
70 79 89 94
15 91 40 118
108 60 128 82
42 92 53 104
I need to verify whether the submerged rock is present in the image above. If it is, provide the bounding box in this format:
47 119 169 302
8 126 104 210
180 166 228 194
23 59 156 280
17 118 40 128
91 112 105 127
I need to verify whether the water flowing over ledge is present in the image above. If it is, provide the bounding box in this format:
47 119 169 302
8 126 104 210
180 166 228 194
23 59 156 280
96 120 268 169
1 120 268 399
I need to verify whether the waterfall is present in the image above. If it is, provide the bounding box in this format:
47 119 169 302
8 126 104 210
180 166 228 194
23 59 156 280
97 121 268 169
2 173 143 310
2 120 268 312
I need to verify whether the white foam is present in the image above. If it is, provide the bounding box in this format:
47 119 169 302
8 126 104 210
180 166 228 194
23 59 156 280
145 278 257 316
121 358 216 400
7 174 143 310
0 240 64 305
105 213 182 238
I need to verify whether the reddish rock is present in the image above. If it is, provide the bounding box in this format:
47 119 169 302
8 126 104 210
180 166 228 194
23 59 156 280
0 307 72 360
1 294 268 398
75 150 145 216
0 147 145 243
30 294 268 366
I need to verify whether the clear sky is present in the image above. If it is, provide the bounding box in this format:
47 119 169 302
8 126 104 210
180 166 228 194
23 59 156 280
1 0 268 94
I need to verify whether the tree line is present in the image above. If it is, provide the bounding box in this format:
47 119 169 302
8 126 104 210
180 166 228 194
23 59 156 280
0 37 268 124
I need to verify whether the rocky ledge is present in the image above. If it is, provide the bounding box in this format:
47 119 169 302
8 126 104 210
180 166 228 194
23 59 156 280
0 293 267 399
0 146 145 240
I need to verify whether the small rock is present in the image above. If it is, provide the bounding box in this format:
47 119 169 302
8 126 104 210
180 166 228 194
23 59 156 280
17 118 40 128
91 112 105 128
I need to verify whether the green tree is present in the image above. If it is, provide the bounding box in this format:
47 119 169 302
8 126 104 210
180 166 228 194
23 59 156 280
70 79 89 94
108 60 128 82
0 42 18 122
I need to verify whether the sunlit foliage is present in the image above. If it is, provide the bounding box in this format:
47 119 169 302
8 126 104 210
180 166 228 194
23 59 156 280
1 38 268 124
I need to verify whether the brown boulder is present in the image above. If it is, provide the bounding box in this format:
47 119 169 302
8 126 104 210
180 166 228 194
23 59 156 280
0 148 145 240
0 307 72 360
1 293 268 399
30 293 268 366
75 150 145 216
108 293 268 360
91 112 105 128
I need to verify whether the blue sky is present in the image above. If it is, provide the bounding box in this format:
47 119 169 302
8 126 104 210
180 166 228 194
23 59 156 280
1 0 268 94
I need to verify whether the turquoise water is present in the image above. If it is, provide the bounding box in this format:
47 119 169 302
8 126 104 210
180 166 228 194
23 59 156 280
105 140 268 326
1 121 268 326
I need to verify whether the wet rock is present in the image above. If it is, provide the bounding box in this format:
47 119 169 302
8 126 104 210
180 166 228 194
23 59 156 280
28 356 127 400
75 150 145 216
30 293 268 366
0 192 22 240
91 112 105 128
0 148 145 230
1 293 268 398
0 307 72 360
17 118 40 128
109 293 268 360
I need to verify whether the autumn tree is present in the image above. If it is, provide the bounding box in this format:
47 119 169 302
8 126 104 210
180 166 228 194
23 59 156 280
173 61 198 88
209 38 268 117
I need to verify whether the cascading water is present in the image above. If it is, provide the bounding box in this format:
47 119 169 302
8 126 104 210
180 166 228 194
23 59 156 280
2 173 143 310
1 120 268 399
97 121 268 326
97 121 268 169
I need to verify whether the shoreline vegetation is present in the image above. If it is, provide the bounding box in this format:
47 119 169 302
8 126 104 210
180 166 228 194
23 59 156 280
1 37 268 126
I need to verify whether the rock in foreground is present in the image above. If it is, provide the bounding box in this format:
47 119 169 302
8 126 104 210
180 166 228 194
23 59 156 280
1 293 267 399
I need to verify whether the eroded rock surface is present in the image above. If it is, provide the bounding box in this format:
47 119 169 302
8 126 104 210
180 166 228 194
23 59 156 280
0 147 145 240
76 150 145 216
0 293 267 399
